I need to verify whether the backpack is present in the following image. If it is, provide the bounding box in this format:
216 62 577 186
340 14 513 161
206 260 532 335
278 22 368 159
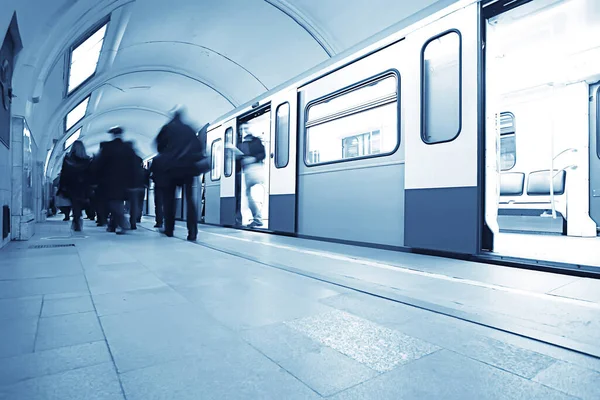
247 136 266 162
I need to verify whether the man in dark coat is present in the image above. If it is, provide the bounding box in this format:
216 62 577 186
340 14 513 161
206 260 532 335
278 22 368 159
154 106 204 240
149 135 169 228
128 154 146 230
95 126 137 234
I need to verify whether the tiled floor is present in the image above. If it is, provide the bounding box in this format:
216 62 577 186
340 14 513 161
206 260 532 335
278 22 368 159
0 217 599 399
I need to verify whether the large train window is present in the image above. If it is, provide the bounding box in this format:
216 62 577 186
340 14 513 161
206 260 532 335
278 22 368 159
304 72 399 166
275 103 290 168
421 30 461 144
211 139 222 181
224 128 233 177
499 112 516 171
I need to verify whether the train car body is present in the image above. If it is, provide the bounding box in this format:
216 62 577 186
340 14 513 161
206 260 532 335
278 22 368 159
145 0 600 271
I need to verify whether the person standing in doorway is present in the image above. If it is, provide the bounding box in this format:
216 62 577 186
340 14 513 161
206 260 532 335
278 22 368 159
236 123 266 228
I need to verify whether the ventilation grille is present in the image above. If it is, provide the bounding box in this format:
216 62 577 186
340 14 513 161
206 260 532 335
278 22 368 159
28 244 75 249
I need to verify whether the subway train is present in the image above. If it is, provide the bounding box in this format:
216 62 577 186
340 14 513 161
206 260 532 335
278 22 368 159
144 0 600 270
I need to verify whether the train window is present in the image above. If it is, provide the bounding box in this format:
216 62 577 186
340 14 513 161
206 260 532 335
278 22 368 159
224 128 233 177
499 112 516 171
421 30 461 144
275 103 290 168
211 139 222 181
305 73 398 166
66 20 109 95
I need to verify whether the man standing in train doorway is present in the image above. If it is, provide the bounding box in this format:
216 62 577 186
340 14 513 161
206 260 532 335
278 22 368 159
231 122 266 228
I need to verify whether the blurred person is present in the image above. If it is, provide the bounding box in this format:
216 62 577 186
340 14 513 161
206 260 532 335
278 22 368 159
57 141 91 232
95 126 137 234
128 152 146 230
229 123 266 228
153 106 207 240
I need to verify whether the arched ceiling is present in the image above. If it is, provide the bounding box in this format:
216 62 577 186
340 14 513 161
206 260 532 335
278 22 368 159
3 0 446 178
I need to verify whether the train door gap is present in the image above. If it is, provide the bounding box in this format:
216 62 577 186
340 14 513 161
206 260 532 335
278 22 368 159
484 0 600 267
235 107 272 230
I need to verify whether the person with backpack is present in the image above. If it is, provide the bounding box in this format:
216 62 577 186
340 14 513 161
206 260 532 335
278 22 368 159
236 123 266 228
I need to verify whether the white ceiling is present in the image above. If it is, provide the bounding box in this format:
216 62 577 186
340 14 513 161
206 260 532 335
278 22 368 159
3 0 445 177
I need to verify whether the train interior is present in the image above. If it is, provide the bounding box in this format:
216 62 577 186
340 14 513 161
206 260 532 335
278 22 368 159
237 110 271 229
485 0 600 267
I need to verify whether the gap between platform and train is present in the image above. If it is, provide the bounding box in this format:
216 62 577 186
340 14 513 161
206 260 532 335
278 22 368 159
140 224 600 360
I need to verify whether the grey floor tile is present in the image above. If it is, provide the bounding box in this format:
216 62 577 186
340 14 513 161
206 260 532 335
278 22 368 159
93 286 189 316
0 341 111 386
331 350 578 400
396 313 557 379
242 322 379 396
85 263 167 295
121 351 321 400
0 296 42 321
0 275 89 299
100 303 240 372
534 361 600 400
286 309 439 373
178 283 333 331
550 278 600 303
320 292 427 330
35 312 104 352
41 295 94 317
0 261 81 280
0 317 38 358
0 362 124 400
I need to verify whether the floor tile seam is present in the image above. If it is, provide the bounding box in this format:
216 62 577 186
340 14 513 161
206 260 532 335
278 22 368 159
322 349 444 398
546 278 586 296
449 346 561 381
139 225 600 361
0 273 84 282
240 339 325 398
0 359 112 388
74 249 129 400
31 296 44 353
192 226 600 310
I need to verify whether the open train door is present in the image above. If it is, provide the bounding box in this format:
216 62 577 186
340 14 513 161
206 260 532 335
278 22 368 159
268 88 298 233
404 2 481 254
220 118 237 226
203 125 224 225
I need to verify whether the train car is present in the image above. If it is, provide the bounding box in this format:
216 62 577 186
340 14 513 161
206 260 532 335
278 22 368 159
151 0 600 270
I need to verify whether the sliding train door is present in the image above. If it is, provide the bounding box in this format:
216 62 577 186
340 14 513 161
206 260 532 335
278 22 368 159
590 83 600 229
484 0 600 267
268 89 298 233
220 118 237 226
404 2 481 254
204 125 223 225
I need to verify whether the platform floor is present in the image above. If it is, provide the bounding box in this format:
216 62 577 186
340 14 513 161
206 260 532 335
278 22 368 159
0 217 599 399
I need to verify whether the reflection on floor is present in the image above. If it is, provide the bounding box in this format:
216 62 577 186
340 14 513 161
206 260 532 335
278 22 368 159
0 217 599 399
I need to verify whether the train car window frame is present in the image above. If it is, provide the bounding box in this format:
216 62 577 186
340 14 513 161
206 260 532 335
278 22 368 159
224 127 233 177
499 111 516 171
303 69 401 167
420 29 462 145
275 102 290 169
210 138 222 181
64 16 110 98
